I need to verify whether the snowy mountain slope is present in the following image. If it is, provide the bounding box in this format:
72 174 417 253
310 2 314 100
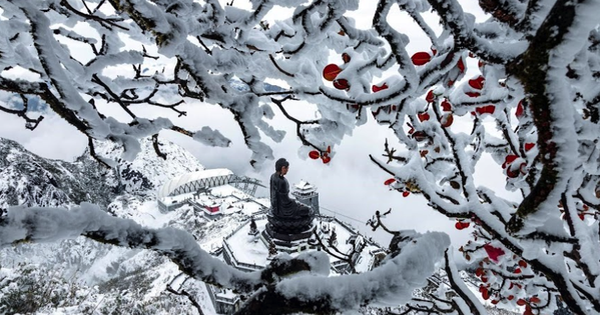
0 137 113 208
91 137 204 193
0 136 204 209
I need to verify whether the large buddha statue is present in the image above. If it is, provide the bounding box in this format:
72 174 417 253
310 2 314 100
267 158 314 236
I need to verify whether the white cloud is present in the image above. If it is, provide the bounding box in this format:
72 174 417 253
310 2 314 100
0 111 86 161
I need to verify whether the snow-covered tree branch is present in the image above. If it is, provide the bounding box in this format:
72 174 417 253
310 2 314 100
0 204 449 314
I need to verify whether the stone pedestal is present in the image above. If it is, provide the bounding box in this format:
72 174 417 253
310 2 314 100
263 211 315 248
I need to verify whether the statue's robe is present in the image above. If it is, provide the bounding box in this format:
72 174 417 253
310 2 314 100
270 172 310 217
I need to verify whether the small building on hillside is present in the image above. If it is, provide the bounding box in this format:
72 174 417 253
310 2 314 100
292 180 320 215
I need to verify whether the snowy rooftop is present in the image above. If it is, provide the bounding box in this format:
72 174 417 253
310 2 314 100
223 216 383 274
293 180 315 191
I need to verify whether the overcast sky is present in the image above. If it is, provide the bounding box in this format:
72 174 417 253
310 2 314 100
0 1 514 255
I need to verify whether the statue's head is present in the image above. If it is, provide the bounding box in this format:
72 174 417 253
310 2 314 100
275 158 289 174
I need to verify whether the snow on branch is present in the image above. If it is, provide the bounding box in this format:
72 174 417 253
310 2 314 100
0 204 449 314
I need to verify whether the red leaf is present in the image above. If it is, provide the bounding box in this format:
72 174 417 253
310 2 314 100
529 297 541 304
507 167 520 178
517 299 527 306
308 150 320 160
441 114 454 127
504 154 519 166
518 260 528 268
516 100 525 117
475 105 495 115
481 288 490 300
372 83 388 93
523 306 534 315
411 51 431 66
418 112 430 122
333 78 350 90
469 76 485 90
441 99 452 111
455 221 470 230
326 145 331 153
457 58 465 72
321 155 331 164
426 90 435 102
514 267 522 274
384 178 396 185
483 244 505 262
466 91 480 98
475 267 484 277
402 191 410 197
323 64 342 81
412 131 428 142
507 295 515 301
342 53 351 63
524 143 535 151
